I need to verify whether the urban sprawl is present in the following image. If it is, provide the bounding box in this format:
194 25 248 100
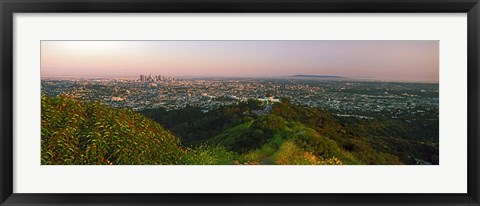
41 74 439 120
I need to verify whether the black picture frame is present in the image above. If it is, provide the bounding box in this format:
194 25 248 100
1 0 479 205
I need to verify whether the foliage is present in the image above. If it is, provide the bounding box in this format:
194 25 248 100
42 95 438 165
141 100 262 145
42 95 188 164
182 144 237 165
273 141 343 165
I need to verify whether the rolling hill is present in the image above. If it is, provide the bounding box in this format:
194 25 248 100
41 95 235 165
42 95 436 165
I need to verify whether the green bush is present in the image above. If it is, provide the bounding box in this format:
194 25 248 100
183 144 237 165
42 95 185 165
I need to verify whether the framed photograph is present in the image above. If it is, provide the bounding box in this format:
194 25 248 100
1 0 479 205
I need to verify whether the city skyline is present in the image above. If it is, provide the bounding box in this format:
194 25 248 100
41 40 439 83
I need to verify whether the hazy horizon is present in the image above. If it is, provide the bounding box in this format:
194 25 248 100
41 40 439 83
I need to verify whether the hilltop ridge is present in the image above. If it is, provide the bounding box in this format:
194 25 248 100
290 74 346 79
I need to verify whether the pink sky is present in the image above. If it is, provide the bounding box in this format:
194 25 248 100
41 40 439 82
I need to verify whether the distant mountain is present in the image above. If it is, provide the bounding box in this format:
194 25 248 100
290 74 346 79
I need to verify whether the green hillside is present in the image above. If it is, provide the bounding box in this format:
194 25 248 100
143 99 438 165
41 95 235 165
210 115 360 165
42 95 437 165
